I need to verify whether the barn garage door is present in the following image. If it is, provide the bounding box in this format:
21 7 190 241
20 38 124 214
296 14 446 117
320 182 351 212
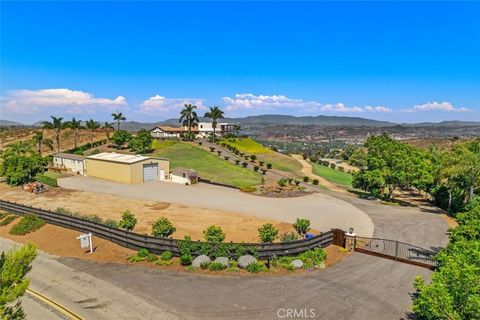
143 163 158 182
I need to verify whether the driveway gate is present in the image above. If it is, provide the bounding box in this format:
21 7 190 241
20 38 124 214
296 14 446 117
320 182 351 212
353 236 438 269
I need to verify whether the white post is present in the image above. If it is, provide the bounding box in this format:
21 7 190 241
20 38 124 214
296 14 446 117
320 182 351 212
88 233 93 253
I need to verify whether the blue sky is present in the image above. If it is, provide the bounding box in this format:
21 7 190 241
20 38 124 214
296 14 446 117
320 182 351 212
1 1 479 124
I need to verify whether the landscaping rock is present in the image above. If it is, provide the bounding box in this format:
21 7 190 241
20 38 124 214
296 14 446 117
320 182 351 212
214 257 230 268
291 259 304 269
192 255 211 268
237 255 257 269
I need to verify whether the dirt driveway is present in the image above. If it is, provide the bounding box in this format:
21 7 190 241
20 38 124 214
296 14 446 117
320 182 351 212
58 176 375 237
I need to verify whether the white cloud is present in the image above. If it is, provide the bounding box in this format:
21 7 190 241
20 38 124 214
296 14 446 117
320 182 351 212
222 93 392 114
404 101 468 113
139 94 207 115
2 88 127 115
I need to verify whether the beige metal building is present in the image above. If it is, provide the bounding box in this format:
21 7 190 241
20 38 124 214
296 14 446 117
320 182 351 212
85 152 169 184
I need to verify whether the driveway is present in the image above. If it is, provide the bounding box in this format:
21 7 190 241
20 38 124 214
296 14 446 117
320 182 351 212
58 176 375 237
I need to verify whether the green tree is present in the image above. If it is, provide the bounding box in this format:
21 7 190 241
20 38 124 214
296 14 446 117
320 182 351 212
31 131 53 156
203 225 226 243
111 112 126 131
293 218 311 236
258 223 278 243
41 116 68 152
204 106 225 143
129 129 152 154
4 141 34 158
152 217 176 238
0 244 37 319
85 119 100 144
66 117 83 150
179 104 199 141
111 130 131 149
103 122 114 141
0 153 47 186
118 210 137 231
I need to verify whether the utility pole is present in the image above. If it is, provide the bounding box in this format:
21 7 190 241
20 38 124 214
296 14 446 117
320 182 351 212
283 124 287 152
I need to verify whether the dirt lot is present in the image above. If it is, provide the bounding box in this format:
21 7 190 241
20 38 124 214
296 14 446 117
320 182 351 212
0 183 295 242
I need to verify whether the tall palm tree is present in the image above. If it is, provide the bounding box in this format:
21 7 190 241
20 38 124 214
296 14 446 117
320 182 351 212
41 116 67 152
85 119 101 144
32 131 53 155
103 122 114 141
204 106 225 143
179 104 199 141
66 117 83 150
111 112 126 130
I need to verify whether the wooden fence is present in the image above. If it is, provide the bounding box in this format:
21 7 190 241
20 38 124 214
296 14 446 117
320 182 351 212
0 199 337 258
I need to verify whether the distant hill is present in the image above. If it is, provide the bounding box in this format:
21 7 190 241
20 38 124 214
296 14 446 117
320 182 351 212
0 119 27 127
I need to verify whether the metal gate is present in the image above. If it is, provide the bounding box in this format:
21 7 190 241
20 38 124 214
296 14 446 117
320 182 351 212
354 236 438 269
143 163 158 182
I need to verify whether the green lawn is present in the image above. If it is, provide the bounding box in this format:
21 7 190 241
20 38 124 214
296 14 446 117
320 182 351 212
223 138 303 175
151 140 179 150
311 163 353 187
43 171 65 179
152 142 262 188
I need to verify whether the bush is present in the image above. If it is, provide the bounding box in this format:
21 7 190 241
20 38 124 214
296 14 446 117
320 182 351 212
35 174 57 187
235 159 241 165
253 165 259 172
312 179 319 185
258 223 279 243
152 217 176 238
293 218 311 236
209 261 226 271
338 166 345 172
160 251 173 261
330 163 336 169
200 261 210 270
240 185 256 193
210 147 215 152
203 225 226 243
303 176 310 182
180 254 193 266
0 215 17 226
217 150 222 156
266 163 272 169
118 210 137 231
298 248 327 268
294 180 301 186
246 262 263 273
277 177 288 187
0 212 8 220
250 155 257 162
138 248 150 258
279 231 299 242
224 156 230 161
104 219 118 228
261 169 267 175
9 215 45 235
242 162 248 168
198 141 203 146
259 161 265 166
147 254 158 262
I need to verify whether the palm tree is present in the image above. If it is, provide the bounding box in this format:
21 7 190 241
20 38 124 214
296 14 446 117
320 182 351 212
103 122 114 141
66 117 83 150
85 119 101 144
41 116 67 152
32 131 53 155
111 112 126 130
204 106 225 143
5 141 34 157
179 104 199 141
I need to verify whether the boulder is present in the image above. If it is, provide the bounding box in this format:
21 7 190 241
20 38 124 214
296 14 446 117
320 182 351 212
214 257 230 268
237 255 257 269
291 259 303 269
192 255 211 268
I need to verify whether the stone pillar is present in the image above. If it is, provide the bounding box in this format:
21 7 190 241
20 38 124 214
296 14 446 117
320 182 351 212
345 232 357 252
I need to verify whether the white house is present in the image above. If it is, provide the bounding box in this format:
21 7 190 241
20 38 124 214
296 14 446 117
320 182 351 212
170 167 198 185
52 153 86 175
150 126 184 138
197 122 236 138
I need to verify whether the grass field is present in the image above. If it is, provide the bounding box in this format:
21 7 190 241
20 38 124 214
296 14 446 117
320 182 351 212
222 138 303 176
152 142 262 188
311 163 353 187
43 171 65 179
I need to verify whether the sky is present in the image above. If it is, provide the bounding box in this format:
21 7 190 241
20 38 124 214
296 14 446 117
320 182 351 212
1 1 479 124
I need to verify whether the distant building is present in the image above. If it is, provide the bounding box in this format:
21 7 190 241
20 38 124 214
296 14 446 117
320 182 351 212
170 167 198 185
151 123 236 139
53 153 86 175
197 122 236 138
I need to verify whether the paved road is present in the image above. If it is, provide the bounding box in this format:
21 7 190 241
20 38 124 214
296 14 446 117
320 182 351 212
59 176 375 237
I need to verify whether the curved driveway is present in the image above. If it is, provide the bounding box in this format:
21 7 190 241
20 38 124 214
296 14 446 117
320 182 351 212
58 176 375 237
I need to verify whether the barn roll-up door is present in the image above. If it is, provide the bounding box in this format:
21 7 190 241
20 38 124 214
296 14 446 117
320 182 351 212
143 163 158 182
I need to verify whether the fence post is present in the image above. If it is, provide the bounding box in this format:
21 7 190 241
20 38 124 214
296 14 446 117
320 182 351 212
394 241 399 261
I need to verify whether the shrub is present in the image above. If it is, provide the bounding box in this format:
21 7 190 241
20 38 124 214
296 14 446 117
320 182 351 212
224 156 230 161
279 231 299 242
180 254 193 266
118 210 137 231
288 178 293 184
259 161 265 166
258 223 279 243
240 185 256 193
200 261 210 269
9 215 45 235
242 162 248 168
312 179 319 185
338 166 345 172
83 214 103 224
294 180 301 186
266 163 272 169
246 262 263 273
330 163 336 169
138 248 150 258
151 217 176 238
0 212 8 220
0 215 17 226
203 225 226 243
303 176 310 182
147 254 158 262
210 147 215 152
198 141 202 146
277 178 288 187
250 155 257 162
217 150 222 156
261 169 267 175
35 174 57 187
253 165 259 172
293 218 311 236
235 159 241 165
209 261 226 271
160 251 173 261
104 219 118 228
299 248 327 268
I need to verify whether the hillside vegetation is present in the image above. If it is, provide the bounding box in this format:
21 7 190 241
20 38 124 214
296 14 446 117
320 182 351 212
222 138 302 176
311 163 353 187
152 141 262 188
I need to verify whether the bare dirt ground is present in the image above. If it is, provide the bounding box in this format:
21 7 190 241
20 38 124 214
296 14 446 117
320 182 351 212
291 154 347 193
0 183 294 242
